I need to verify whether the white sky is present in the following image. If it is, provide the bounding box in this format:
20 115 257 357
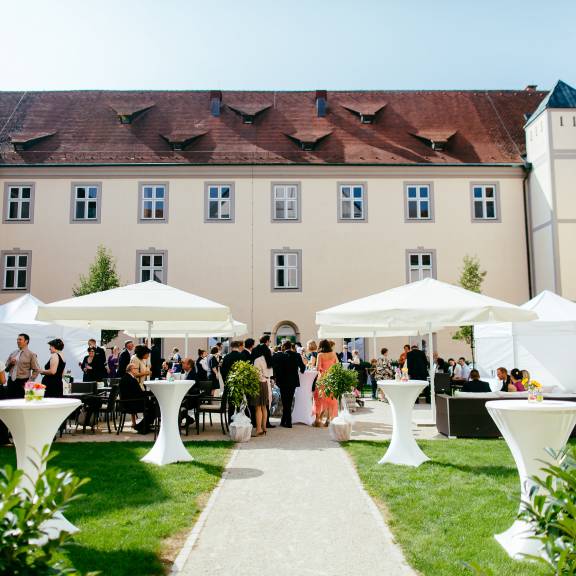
2 0 575 91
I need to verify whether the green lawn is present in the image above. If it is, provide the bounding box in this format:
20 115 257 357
344 439 558 576
0 441 233 576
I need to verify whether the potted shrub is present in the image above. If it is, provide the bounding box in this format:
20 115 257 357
226 360 261 442
320 363 358 441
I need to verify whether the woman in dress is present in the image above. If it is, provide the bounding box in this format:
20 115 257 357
107 346 120 378
129 345 152 390
80 347 108 382
195 349 208 381
305 340 318 369
40 338 66 397
313 339 339 427
252 341 272 436
208 346 221 395
508 368 526 392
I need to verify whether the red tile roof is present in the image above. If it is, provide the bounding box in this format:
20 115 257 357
0 90 546 165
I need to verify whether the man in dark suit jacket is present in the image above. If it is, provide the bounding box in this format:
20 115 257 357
241 338 255 363
407 345 430 401
462 370 492 393
150 342 163 380
117 340 134 378
338 345 352 364
221 341 245 420
273 341 306 428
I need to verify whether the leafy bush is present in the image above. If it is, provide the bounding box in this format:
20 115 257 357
520 445 576 574
319 363 358 400
0 446 94 576
226 360 261 410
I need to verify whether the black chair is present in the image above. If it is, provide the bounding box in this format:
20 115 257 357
115 397 148 434
75 394 104 434
434 372 452 395
72 381 98 394
198 391 228 435
102 385 119 433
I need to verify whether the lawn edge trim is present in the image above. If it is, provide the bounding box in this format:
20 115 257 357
339 443 420 575
169 445 240 574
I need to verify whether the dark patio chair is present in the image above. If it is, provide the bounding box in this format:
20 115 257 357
198 390 229 435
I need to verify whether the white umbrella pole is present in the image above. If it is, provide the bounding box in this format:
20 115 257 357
372 332 377 360
428 324 436 425
511 324 519 369
184 332 189 357
147 321 152 349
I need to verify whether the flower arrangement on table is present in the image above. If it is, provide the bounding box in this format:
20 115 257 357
24 382 46 402
526 379 543 402
401 366 409 382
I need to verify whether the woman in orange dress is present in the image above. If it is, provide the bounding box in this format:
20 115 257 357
313 339 339 427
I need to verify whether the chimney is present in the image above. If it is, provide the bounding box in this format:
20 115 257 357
315 90 327 117
525 85 538 92
210 90 222 116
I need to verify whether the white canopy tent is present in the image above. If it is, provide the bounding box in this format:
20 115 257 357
475 290 576 392
0 294 98 380
36 281 234 347
316 277 538 420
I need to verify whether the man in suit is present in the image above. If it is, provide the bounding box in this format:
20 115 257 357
462 370 492 393
221 341 245 420
338 344 352 364
88 338 106 364
5 333 40 398
117 340 134 378
241 338 255 363
150 341 163 380
406 344 430 401
273 340 306 428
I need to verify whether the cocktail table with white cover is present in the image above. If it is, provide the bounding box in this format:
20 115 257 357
377 380 430 467
486 400 576 559
292 370 317 425
0 398 81 536
141 380 194 466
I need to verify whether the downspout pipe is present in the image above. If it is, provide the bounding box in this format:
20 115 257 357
522 163 534 299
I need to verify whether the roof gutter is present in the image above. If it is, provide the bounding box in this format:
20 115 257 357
522 162 534 298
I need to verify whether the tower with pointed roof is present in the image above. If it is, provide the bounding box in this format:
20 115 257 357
525 80 576 298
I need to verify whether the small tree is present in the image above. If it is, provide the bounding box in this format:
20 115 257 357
226 361 261 413
73 245 121 345
452 255 486 364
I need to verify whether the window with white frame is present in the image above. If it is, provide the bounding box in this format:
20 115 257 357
2 252 30 290
206 184 233 220
339 184 365 220
406 184 431 220
472 184 498 220
137 251 166 283
140 184 167 221
407 252 434 282
5 185 33 221
273 251 301 290
272 184 299 220
72 184 100 221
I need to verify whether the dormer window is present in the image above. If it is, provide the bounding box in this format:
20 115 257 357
227 103 271 124
411 131 456 152
161 130 207 151
9 132 56 151
108 102 155 124
341 102 387 124
286 131 332 151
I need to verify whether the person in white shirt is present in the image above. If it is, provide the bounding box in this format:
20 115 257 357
453 357 471 381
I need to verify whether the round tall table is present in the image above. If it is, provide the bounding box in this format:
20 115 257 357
292 370 317 425
141 380 194 466
0 398 81 537
486 400 576 559
377 380 429 467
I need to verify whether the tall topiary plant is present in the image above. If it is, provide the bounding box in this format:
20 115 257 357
73 245 121 345
226 361 261 412
320 363 358 404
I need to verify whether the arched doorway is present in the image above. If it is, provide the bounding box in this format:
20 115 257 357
273 321 300 345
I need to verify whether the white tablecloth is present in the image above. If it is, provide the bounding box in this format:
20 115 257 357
486 399 576 559
0 398 81 537
292 370 317 425
377 380 429 467
141 380 194 466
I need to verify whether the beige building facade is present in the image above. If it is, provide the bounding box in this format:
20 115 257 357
0 84 572 359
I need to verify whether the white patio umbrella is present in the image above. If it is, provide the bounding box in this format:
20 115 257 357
316 277 538 420
125 319 248 356
36 281 233 346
